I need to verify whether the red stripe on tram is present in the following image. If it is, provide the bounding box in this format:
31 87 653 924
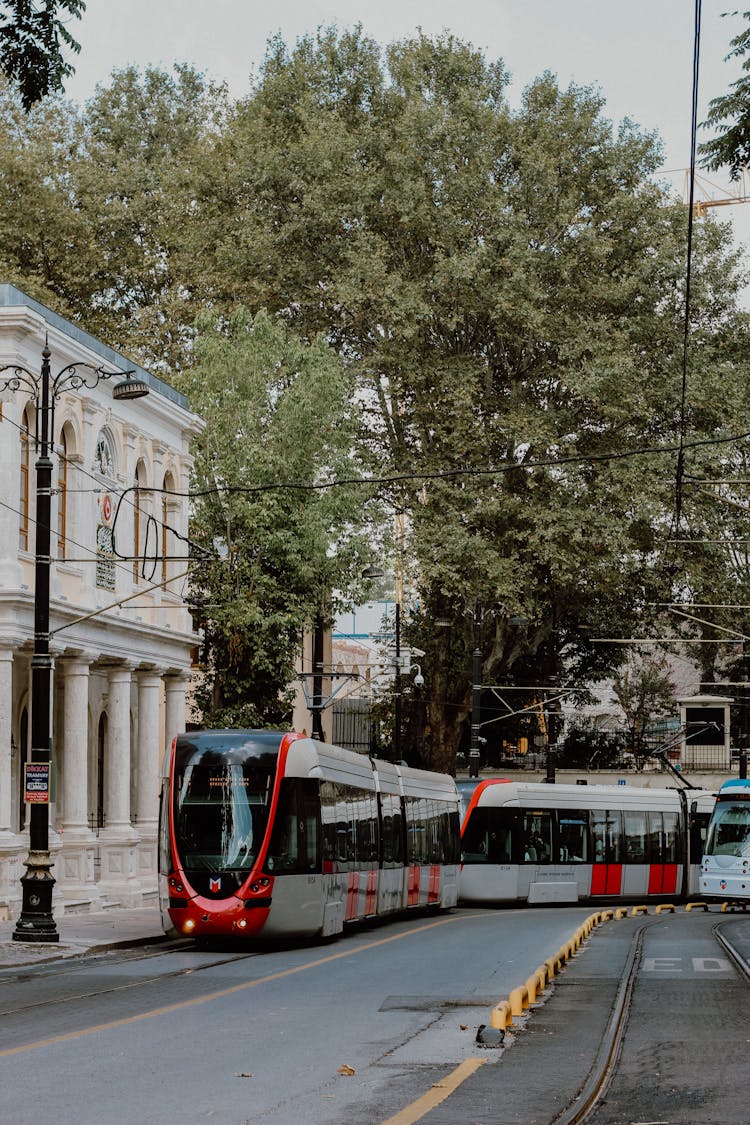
428 865 440 903
346 872 360 920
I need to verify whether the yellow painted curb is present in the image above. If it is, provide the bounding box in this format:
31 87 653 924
655 903 675 914
599 909 614 921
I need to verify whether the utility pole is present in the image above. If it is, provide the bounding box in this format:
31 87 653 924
469 599 482 779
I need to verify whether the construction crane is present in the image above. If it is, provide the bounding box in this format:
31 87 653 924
681 168 750 217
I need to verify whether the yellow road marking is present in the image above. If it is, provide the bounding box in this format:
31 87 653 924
379 1058 487 1125
0 913 493 1058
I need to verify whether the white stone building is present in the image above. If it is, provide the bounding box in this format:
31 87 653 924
0 285 203 918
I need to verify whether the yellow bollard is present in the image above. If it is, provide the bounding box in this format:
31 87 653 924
490 1000 512 1030
631 905 649 917
614 907 628 920
685 902 709 912
525 967 547 1003
599 909 614 922
508 985 529 1016
655 903 675 914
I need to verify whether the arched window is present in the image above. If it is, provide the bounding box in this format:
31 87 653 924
57 427 68 560
94 430 116 591
162 471 175 587
133 462 146 583
19 406 32 551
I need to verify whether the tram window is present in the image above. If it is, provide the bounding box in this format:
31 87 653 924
380 793 403 865
689 811 710 863
321 781 337 868
448 809 461 863
558 812 589 863
461 807 491 863
705 802 750 857
623 811 648 863
462 807 517 864
663 811 678 862
264 778 321 875
522 810 553 863
356 793 379 865
591 809 623 863
406 796 428 864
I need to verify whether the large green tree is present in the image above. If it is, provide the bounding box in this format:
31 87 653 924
183 307 377 727
3 35 749 767
191 29 750 770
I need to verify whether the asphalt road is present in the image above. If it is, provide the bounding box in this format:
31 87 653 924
3 905 748 1125
0 905 592 1125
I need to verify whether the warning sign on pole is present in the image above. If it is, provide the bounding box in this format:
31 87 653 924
24 762 50 804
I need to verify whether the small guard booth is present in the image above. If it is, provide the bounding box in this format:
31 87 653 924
677 695 733 770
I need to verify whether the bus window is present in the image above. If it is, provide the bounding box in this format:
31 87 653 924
623 810 648 863
522 810 553 863
558 811 589 863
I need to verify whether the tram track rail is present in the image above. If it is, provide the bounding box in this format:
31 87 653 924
0 942 263 1019
546 911 750 1125
550 919 654 1125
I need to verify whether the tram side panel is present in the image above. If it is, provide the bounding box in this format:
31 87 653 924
459 781 713 905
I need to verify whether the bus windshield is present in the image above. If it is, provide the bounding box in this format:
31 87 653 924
705 801 750 858
173 733 280 887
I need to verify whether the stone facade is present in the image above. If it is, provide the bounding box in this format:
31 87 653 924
0 285 203 918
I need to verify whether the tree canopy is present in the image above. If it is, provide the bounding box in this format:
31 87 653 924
2 32 750 767
0 0 84 110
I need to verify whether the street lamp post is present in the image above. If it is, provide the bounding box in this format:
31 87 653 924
1 340 148 942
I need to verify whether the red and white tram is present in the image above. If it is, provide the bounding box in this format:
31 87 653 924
459 779 716 904
159 730 461 940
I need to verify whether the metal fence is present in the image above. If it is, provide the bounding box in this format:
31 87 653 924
331 699 373 755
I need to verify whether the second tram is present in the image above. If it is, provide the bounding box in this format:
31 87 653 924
700 778 750 900
460 779 716 904
159 730 461 941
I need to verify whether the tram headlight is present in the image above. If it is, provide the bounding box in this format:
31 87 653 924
237 918 248 929
183 919 195 933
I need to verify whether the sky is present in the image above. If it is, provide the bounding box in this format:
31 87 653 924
62 1 750 264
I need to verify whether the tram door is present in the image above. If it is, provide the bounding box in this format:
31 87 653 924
590 809 623 895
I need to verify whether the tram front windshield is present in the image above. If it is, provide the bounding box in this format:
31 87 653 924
705 800 750 858
173 732 280 890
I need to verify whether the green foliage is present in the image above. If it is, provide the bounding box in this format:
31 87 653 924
700 10 750 178
612 654 677 764
2 32 750 767
0 0 84 110
184 308 374 728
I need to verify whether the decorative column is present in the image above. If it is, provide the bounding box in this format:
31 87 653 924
0 648 23 918
135 670 161 896
0 399 23 586
164 672 188 753
0 649 14 838
98 664 140 905
58 655 99 907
